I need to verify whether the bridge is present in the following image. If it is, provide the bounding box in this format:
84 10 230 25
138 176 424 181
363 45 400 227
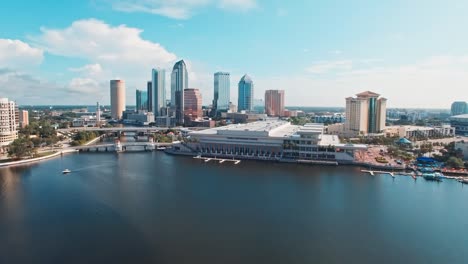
57 127 172 133
68 142 174 152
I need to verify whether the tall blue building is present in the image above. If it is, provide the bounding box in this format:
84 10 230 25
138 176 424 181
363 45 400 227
451 101 467 116
238 74 254 112
152 68 166 116
171 60 188 124
136 89 148 111
213 72 230 113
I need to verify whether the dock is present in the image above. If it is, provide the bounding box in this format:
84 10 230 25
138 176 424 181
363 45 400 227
194 156 241 165
361 170 395 177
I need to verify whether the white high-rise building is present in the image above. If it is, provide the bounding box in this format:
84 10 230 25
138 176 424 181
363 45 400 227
345 91 387 136
0 98 18 147
110 80 126 120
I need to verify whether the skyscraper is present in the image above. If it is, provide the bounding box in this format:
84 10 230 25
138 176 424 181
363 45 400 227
136 89 148 111
171 60 188 124
213 72 230 113
184 88 203 120
264 90 285 117
238 74 254 112
345 91 387 136
0 98 18 147
110 80 126 120
451 101 467 116
152 68 166 116
147 81 152 112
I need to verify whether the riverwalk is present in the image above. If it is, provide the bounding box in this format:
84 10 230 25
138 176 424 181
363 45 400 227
0 149 78 168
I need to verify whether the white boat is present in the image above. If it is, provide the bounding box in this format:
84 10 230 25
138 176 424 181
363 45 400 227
156 146 167 151
62 169 71 174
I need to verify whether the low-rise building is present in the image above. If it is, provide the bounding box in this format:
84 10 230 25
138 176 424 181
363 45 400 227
126 112 155 125
185 121 367 163
222 112 267 123
384 125 455 138
72 116 97 127
450 114 468 136
155 116 176 127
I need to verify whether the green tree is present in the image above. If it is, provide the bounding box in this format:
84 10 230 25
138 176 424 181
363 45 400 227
446 157 464 168
8 138 36 159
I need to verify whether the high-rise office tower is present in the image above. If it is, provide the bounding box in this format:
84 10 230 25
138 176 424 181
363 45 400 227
136 89 148 111
264 90 285 117
171 60 188 124
184 88 203 120
152 68 166 116
238 74 254 112
213 72 230 113
345 91 387 136
110 80 126 120
451 101 467 116
147 81 152 112
0 98 18 147
19 109 29 128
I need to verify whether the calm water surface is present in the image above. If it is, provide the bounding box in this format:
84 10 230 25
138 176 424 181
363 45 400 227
1 152 468 264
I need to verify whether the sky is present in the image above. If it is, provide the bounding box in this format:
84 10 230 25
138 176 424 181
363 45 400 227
0 0 468 108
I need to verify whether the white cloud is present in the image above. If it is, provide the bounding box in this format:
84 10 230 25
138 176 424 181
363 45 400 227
106 0 257 19
0 39 44 68
306 60 353 74
69 63 103 76
259 55 468 108
32 19 177 69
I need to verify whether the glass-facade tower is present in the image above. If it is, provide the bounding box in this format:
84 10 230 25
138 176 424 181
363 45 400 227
152 68 166 116
213 72 230 112
136 89 148 111
238 74 254 112
171 60 188 124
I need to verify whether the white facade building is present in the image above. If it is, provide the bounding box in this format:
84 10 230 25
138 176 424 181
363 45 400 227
0 98 18 147
185 121 367 164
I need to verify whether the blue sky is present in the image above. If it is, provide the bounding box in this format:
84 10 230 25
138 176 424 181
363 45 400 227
0 0 468 107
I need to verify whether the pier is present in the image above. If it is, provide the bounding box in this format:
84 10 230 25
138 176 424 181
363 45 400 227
361 170 396 177
194 155 241 165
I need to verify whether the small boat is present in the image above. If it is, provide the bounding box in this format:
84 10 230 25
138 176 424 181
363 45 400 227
62 169 71 174
459 178 468 184
423 172 443 182
156 146 167 151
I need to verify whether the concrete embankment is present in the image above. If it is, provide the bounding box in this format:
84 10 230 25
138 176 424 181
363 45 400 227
0 149 78 168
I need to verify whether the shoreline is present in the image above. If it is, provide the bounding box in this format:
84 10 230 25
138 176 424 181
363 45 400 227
0 149 78 168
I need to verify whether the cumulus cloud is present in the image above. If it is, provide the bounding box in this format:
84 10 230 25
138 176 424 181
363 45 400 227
105 0 257 19
0 39 44 68
31 19 177 69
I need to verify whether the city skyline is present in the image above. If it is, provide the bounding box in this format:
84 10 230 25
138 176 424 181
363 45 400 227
1 1 468 108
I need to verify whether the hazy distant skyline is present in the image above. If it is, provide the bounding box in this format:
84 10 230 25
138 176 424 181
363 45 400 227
1 0 468 108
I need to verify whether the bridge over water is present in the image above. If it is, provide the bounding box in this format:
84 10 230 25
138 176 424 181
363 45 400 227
69 142 174 152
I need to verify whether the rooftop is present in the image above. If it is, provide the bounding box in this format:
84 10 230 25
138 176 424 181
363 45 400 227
451 114 468 120
356 91 380 98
